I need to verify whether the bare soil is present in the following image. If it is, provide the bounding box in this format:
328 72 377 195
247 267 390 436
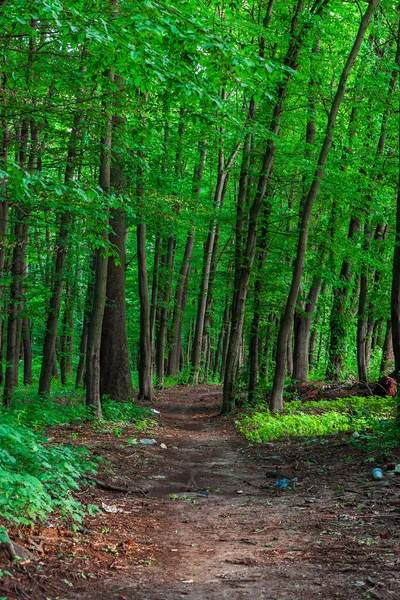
2 385 400 600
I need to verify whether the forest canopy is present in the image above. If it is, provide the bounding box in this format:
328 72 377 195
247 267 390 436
0 0 399 415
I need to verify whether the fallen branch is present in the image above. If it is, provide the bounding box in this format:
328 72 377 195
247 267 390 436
87 476 147 495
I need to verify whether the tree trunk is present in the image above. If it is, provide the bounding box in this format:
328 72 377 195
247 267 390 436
326 215 361 379
86 69 114 417
60 281 75 385
100 208 133 401
168 139 207 376
222 0 309 413
248 209 270 401
156 234 175 388
137 221 153 401
22 318 32 385
76 256 95 388
39 109 83 395
191 130 239 384
270 0 379 411
292 272 323 381
168 230 194 376
150 235 161 353
380 319 394 376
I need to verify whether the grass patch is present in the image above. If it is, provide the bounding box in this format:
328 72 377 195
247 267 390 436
236 396 397 444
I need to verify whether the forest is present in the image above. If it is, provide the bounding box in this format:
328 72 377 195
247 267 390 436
1 0 400 598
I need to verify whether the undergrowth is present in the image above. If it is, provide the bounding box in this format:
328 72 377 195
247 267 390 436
236 396 398 451
0 414 99 526
0 388 156 528
10 387 156 431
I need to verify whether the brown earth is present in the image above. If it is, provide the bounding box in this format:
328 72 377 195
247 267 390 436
2 384 400 600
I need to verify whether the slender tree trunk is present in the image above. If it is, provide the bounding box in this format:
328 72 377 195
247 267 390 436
292 271 324 381
75 257 95 388
168 231 194 375
156 234 175 388
380 319 394 376
357 249 369 384
150 235 161 353
22 318 32 385
86 69 114 417
168 140 207 376
270 0 379 411
137 222 153 401
222 0 309 413
39 109 83 394
191 138 240 384
60 281 75 385
326 215 361 379
248 209 270 401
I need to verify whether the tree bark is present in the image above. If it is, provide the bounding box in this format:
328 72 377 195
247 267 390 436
222 0 309 413
137 221 153 401
156 234 175 388
270 0 380 411
292 268 324 381
86 69 114 417
168 139 207 376
380 319 394 376
39 109 83 395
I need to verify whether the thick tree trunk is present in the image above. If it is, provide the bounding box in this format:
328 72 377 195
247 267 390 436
270 0 379 411
100 209 133 401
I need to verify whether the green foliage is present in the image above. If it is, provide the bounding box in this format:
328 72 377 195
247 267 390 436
237 396 397 443
0 390 155 527
0 415 99 526
8 388 156 431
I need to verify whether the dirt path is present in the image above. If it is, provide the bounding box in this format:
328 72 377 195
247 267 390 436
3 385 400 599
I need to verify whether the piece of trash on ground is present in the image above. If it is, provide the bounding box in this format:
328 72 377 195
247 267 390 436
151 408 160 414
140 438 157 445
160 443 168 449
269 477 297 489
101 502 123 513
372 468 383 480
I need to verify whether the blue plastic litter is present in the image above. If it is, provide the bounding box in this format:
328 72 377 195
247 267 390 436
271 478 289 489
